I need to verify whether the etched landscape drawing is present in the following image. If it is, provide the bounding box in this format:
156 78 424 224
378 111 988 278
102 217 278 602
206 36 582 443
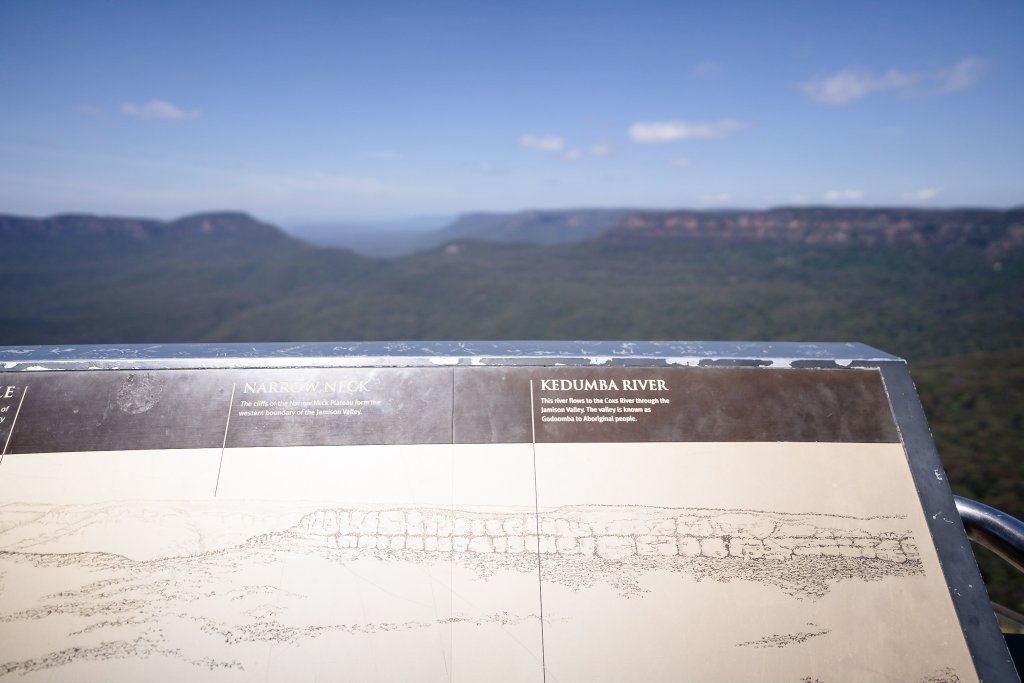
0 442 979 682
531 441 979 683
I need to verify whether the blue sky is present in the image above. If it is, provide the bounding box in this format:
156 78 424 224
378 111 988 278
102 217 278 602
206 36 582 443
1 1 1021 222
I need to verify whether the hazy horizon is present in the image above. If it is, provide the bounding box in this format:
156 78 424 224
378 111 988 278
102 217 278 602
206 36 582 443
4 202 1024 229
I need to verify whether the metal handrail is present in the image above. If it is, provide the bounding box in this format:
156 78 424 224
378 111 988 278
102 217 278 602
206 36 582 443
955 496 1024 575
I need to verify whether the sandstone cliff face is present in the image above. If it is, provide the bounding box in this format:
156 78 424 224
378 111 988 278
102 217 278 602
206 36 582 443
290 506 918 564
604 208 1024 259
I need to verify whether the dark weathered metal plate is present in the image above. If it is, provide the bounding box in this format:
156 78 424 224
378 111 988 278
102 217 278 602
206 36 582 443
4 366 897 452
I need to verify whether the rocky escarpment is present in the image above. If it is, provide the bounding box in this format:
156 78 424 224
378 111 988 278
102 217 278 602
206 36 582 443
603 207 1024 260
259 505 925 599
288 506 918 564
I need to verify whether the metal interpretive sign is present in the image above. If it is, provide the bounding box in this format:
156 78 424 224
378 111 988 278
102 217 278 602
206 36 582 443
0 342 1016 682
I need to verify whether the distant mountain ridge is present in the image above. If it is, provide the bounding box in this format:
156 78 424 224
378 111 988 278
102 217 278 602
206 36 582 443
279 206 1024 259
603 207 1024 259
5 208 1024 260
289 209 631 257
0 211 297 244
436 209 629 245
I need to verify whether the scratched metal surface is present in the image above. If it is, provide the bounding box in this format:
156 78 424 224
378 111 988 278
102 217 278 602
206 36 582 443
879 362 1019 682
0 341 900 371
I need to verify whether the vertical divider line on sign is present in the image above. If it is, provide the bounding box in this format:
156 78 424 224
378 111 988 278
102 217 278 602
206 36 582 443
530 379 548 683
213 383 236 497
0 385 28 463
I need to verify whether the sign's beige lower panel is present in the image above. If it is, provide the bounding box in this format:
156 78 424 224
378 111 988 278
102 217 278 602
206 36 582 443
0 442 973 682
0 444 545 683
534 442 976 683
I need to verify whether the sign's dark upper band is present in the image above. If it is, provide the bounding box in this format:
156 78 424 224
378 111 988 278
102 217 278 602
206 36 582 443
1 366 898 454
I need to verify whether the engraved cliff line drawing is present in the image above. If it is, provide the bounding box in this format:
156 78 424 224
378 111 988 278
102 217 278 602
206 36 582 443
0 500 929 678
286 504 923 598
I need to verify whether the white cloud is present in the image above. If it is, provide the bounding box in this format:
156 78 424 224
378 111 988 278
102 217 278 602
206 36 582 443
562 140 614 161
802 69 914 104
702 192 732 203
121 100 201 120
518 134 564 152
694 60 722 78
824 189 864 202
668 157 692 167
803 57 989 104
937 57 988 92
902 187 941 202
363 150 402 160
516 132 615 160
629 119 748 143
